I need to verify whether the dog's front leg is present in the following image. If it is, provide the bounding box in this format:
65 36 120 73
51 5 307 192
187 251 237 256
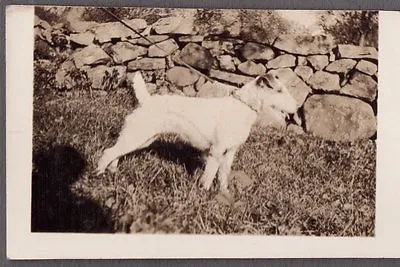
199 154 221 190
217 146 238 193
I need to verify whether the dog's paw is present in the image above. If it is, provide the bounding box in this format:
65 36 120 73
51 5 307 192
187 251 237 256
199 175 213 191
95 166 106 176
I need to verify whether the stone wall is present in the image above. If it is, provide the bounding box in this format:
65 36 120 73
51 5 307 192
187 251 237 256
34 14 378 142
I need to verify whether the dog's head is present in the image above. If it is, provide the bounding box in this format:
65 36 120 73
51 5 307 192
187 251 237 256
233 73 298 114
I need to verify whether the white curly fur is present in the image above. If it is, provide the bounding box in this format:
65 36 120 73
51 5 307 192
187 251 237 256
96 71 297 193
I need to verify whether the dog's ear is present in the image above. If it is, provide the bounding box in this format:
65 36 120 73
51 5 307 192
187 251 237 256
255 76 271 89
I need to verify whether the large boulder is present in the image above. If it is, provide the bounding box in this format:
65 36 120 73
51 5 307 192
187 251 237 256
106 42 147 64
197 81 237 98
209 69 253 87
148 39 179 57
355 60 378 76
240 42 275 61
325 59 357 75
178 43 214 70
266 54 296 69
72 45 111 68
93 19 147 43
268 68 312 108
336 44 378 60
152 17 194 35
341 71 377 101
303 94 376 141
127 58 166 70
274 33 334 55
308 71 341 91
85 65 127 90
307 55 329 71
166 66 200 87
238 61 266 76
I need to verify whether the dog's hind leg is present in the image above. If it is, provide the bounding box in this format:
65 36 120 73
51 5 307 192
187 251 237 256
106 136 157 174
96 114 160 175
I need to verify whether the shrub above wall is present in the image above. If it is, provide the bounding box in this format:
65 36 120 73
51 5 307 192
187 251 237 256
34 13 378 142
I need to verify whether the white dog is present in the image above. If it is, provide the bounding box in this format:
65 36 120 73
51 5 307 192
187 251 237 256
96 71 298 193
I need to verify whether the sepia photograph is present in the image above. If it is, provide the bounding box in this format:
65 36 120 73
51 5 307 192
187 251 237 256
30 6 379 237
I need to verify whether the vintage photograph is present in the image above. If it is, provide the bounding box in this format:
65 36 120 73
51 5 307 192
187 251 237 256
32 6 378 236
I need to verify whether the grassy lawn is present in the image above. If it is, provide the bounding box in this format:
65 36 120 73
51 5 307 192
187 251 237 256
31 66 376 236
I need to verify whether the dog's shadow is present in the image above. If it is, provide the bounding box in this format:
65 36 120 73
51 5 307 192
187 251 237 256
131 138 205 176
31 144 112 233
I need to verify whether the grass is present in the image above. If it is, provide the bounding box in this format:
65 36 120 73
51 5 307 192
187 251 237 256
32 64 376 236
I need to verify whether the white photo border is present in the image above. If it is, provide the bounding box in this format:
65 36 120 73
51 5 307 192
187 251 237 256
6 6 400 259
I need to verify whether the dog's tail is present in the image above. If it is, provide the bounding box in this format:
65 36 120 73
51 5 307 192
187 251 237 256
132 71 150 105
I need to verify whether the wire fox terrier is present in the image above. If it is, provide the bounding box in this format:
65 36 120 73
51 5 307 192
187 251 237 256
96 71 298 193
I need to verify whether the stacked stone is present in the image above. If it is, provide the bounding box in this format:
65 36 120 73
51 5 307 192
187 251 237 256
35 14 378 142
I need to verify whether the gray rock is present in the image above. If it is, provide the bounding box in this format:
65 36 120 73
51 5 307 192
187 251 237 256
178 43 214 70
240 42 275 61
355 60 378 76
194 76 206 91
202 40 234 56
128 35 170 46
308 71 341 91
336 44 378 60
127 58 166 70
153 17 194 35
178 35 205 43
341 71 377 101
93 19 147 43
182 85 197 97
85 65 127 90
197 81 237 98
148 39 179 57
166 66 200 87
209 69 253 87
106 42 147 64
297 56 308 66
238 61 266 76
325 59 357 75
218 55 236 72
307 55 329 70
69 32 95 46
295 66 314 82
268 68 312 108
274 34 334 55
72 45 111 68
266 54 296 69
303 94 376 141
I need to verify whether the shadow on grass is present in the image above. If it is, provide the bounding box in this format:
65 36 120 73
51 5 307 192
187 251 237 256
132 138 204 176
31 144 112 233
